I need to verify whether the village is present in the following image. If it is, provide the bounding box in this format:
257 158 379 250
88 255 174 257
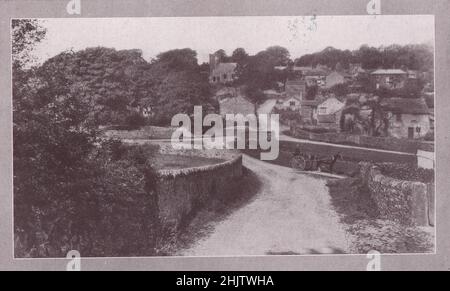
211 50 435 144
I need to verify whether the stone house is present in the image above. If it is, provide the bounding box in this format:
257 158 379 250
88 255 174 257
275 96 302 111
381 97 430 139
300 100 321 124
285 80 307 99
274 79 307 111
209 54 237 84
316 96 346 129
325 71 351 88
370 69 408 90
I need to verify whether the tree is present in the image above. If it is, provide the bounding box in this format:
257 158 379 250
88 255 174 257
147 48 214 125
327 83 349 97
233 46 292 101
294 44 433 72
38 47 152 126
13 20 161 258
213 49 229 63
12 19 46 68
231 48 249 64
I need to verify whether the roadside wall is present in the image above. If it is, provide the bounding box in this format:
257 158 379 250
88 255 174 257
103 126 177 140
290 125 434 153
359 163 434 226
154 143 243 228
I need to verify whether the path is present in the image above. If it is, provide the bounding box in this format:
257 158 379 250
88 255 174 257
179 155 351 256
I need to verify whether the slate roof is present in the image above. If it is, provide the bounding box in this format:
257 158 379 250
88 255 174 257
371 69 407 75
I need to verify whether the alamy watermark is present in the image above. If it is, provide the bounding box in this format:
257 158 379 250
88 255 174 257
171 106 280 161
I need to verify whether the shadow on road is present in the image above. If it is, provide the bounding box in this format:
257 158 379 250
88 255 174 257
170 167 263 255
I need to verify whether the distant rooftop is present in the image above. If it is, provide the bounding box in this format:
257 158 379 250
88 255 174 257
381 97 429 115
371 69 407 75
212 63 237 74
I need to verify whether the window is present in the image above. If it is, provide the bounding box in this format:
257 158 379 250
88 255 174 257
319 107 327 114
396 114 402 122
223 74 228 80
290 101 296 106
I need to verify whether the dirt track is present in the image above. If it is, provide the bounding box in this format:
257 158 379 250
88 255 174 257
179 155 351 256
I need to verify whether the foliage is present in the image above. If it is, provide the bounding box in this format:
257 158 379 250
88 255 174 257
37 47 152 126
378 163 434 183
325 83 349 97
305 85 318 100
327 178 434 254
273 107 302 124
233 46 294 102
295 44 434 71
12 20 164 258
145 49 214 125
11 19 47 67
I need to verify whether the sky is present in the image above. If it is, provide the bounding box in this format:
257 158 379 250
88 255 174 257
31 15 435 64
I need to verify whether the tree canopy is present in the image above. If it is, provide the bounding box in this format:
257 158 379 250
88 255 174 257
295 44 434 71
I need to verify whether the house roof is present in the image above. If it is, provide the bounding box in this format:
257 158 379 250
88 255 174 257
327 71 352 78
286 80 306 86
301 100 321 107
371 69 407 75
212 63 237 74
381 97 429 115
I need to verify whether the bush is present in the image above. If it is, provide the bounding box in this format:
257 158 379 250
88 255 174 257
14 141 165 258
423 130 434 142
378 163 434 183
125 113 147 130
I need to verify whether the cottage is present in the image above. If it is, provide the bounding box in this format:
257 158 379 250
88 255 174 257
325 71 351 88
209 54 237 84
300 100 321 124
316 97 346 129
370 69 408 90
381 97 430 139
275 95 302 111
317 96 345 115
285 80 307 99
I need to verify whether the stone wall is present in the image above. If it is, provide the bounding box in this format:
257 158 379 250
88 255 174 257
103 126 177 140
290 124 435 153
359 163 434 226
154 143 243 228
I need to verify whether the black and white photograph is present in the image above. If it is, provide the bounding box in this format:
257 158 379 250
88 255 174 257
11 14 436 258
1 0 450 273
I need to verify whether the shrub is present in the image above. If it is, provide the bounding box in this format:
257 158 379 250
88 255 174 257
14 141 164 258
378 163 434 183
125 113 147 130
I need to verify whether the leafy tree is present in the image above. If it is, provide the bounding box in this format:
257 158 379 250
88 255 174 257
147 48 214 125
234 46 293 102
295 44 433 72
213 49 229 63
231 48 249 64
13 20 161 258
12 19 46 68
326 83 349 97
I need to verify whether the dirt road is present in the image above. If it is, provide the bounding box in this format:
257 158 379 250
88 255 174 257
180 155 351 256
